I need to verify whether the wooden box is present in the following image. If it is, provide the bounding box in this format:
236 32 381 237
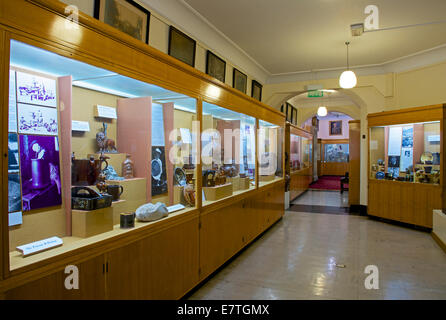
259 174 276 182
227 176 240 192
203 183 233 201
72 207 113 238
239 177 251 190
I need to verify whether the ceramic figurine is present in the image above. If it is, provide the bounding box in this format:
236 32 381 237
96 154 109 194
174 167 187 186
203 170 216 187
215 167 227 186
183 184 195 207
103 164 124 181
96 123 117 153
122 154 134 179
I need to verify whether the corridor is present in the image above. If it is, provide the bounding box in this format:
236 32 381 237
189 191 446 300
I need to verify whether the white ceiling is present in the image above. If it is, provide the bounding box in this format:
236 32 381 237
184 0 446 75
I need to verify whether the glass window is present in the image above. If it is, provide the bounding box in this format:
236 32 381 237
8 39 198 269
201 102 256 205
369 121 440 183
324 144 349 163
258 120 284 186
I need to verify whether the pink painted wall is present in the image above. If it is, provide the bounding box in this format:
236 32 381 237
162 102 174 206
117 97 152 202
317 117 352 140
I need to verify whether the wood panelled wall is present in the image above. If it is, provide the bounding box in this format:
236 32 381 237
348 120 361 206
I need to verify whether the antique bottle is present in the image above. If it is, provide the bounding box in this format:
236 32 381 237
122 154 134 179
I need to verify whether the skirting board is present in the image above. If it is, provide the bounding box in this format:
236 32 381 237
432 232 446 254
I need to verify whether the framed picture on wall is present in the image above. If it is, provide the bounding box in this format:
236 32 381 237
94 0 150 44
329 120 343 136
291 107 297 125
206 51 226 83
168 26 196 67
251 80 263 101
286 103 292 122
233 68 247 94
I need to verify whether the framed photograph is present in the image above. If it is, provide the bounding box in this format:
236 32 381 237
19 135 62 212
251 80 263 101
206 51 226 83
291 108 297 125
388 155 401 168
168 26 196 67
329 120 342 136
233 68 247 94
16 71 57 108
94 0 150 44
286 103 292 122
18 103 58 136
151 146 168 196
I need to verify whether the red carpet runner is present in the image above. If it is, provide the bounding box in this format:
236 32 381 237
309 176 347 191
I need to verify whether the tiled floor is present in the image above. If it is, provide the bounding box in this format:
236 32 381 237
188 191 446 300
292 190 349 208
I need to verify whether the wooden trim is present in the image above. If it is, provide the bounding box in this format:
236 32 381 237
320 139 349 144
289 123 312 139
432 232 446 254
255 118 259 190
196 99 203 210
367 104 445 127
349 120 360 124
0 29 7 281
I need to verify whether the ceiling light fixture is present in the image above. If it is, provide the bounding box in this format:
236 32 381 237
317 106 327 117
339 42 357 89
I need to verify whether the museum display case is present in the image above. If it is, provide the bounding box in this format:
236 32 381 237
286 123 313 201
7 39 200 270
201 102 256 205
258 120 284 187
319 139 349 176
0 0 285 299
367 105 445 228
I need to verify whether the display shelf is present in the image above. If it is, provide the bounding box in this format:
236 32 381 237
258 176 283 188
9 206 198 271
202 185 257 208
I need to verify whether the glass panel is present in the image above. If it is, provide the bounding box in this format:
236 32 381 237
8 39 198 270
369 121 440 183
258 120 284 186
324 144 349 162
201 102 256 206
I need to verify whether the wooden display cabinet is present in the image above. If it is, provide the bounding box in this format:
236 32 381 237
0 0 286 299
285 123 313 202
367 104 445 228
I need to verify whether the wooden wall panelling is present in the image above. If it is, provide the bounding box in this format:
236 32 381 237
348 120 360 206
0 29 7 281
4 254 106 300
367 105 444 127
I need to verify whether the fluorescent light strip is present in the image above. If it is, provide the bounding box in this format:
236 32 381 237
73 81 138 98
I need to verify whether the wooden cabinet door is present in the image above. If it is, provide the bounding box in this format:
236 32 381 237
106 215 199 300
5 254 106 300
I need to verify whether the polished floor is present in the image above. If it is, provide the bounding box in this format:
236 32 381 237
188 191 446 300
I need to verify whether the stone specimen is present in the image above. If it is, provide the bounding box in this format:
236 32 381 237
136 202 168 222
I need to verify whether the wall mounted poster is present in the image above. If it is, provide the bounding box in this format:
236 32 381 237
19 135 62 211
18 103 58 135
402 126 414 148
8 133 20 173
16 71 57 107
388 126 403 156
400 147 413 172
9 70 17 132
151 146 167 196
388 155 400 168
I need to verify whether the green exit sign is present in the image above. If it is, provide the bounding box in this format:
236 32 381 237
308 90 323 98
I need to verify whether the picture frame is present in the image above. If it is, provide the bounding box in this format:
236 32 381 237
233 68 247 94
251 80 263 101
94 0 150 44
329 120 343 136
291 108 297 125
168 26 196 67
206 50 226 83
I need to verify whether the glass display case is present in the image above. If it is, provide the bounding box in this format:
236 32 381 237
324 143 349 163
7 39 199 269
201 102 256 205
258 120 284 186
290 134 312 171
369 121 441 184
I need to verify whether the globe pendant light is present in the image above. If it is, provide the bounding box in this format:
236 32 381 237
339 42 357 89
317 106 327 117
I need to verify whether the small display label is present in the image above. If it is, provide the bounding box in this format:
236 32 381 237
16 236 63 256
96 105 117 119
72 120 90 132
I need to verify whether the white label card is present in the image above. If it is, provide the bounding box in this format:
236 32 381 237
72 120 90 132
167 204 186 213
8 211 22 227
16 236 63 256
96 105 117 119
